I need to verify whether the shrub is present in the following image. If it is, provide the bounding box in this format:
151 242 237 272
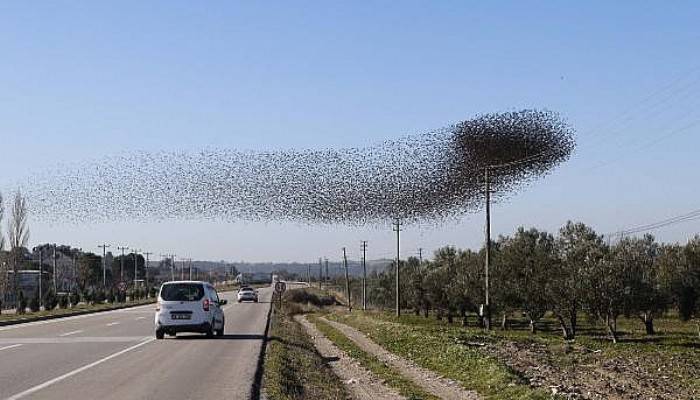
69 291 80 306
17 291 27 314
94 290 105 304
44 291 57 310
284 289 337 307
29 296 40 312
58 295 69 309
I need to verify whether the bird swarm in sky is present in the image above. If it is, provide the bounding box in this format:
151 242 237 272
27 109 575 225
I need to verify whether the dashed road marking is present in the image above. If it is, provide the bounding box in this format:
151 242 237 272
5 338 155 400
58 330 83 337
0 344 23 352
106 322 120 327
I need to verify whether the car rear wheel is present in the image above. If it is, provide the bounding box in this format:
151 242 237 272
155 329 164 340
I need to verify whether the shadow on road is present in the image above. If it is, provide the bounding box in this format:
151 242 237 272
172 334 266 341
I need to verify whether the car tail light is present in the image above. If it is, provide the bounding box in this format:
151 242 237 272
203 298 210 311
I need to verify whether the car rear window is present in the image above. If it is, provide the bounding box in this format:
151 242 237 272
240 287 254 292
160 283 205 301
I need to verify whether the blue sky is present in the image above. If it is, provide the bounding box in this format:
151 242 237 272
0 1 699 262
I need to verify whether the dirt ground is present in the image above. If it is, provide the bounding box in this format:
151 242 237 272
482 338 700 399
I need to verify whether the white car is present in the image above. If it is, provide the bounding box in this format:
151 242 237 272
155 281 227 339
237 287 259 303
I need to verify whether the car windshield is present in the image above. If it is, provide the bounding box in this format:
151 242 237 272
160 283 205 301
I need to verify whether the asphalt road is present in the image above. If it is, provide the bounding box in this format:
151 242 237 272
0 287 273 400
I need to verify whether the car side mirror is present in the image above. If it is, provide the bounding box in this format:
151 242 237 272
219 299 228 305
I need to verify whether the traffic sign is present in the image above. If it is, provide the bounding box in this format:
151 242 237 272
274 281 287 294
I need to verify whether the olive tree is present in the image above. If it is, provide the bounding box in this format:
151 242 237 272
499 227 557 333
552 221 604 340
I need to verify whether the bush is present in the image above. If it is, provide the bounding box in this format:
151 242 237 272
94 290 105 304
106 290 115 303
149 287 157 298
29 296 40 312
69 291 80 306
58 295 69 309
17 291 27 314
284 289 337 307
44 291 57 310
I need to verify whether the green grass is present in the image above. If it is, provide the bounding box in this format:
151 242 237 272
309 315 441 400
325 310 700 399
324 312 556 400
0 299 154 324
263 307 347 400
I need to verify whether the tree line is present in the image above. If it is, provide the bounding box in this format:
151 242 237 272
355 221 700 343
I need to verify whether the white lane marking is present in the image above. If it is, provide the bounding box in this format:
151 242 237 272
58 330 83 337
0 344 23 352
106 322 120 327
6 337 154 400
135 316 146 320
0 337 148 344
0 304 155 332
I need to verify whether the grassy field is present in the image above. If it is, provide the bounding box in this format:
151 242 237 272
263 304 348 400
309 314 440 400
324 309 700 399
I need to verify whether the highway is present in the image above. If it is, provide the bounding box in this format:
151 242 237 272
0 287 273 400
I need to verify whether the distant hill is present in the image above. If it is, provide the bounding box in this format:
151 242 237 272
191 259 393 278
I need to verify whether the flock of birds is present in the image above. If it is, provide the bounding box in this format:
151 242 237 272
27 109 575 226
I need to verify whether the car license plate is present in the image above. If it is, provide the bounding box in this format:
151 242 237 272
171 314 191 320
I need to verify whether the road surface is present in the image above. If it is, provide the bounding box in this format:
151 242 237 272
0 287 273 400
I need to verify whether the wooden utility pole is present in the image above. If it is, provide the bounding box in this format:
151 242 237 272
484 167 492 331
52 244 57 293
318 258 323 289
38 250 43 309
143 252 152 296
325 258 329 286
117 246 129 282
361 241 367 310
98 244 110 288
343 247 351 311
132 250 140 288
393 218 402 317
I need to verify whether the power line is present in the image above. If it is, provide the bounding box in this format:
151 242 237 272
607 207 700 238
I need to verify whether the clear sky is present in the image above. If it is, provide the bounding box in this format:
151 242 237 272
0 1 699 263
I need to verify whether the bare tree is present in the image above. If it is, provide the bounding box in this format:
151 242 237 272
7 190 30 311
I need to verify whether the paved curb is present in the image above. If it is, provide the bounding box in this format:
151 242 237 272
250 297 274 400
0 301 155 327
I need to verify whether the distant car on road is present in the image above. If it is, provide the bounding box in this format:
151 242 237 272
155 281 227 339
237 286 259 303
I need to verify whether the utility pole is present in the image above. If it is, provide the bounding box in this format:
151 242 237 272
484 167 492 331
132 249 140 288
52 244 57 294
143 252 152 296
188 259 193 280
325 258 329 287
318 258 323 289
361 241 367 311
342 247 351 311
393 218 401 317
38 249 43 309
117 246 129 282
181 259 186 280
98 244 110 289
307 264 311 285
418 248 423 264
